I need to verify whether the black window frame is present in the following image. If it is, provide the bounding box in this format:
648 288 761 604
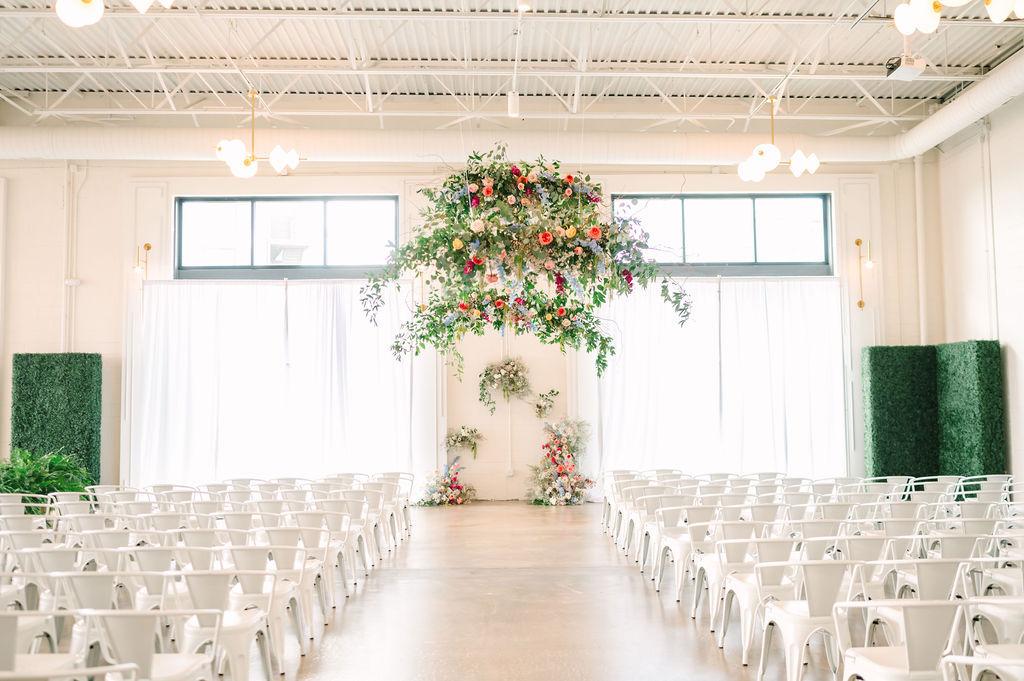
174 195 399 280
612 192 833 277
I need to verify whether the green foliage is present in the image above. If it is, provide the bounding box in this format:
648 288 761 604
936 340 1006 477
862 341 1007 478
0 449 92 502
360 145 691 375
862 346 939 478
478 357 531 414
11 353 102 484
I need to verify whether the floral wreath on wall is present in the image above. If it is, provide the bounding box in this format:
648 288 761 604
478 357 531 414
360 145 692 375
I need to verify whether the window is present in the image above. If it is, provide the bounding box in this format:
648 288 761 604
175 196 398 279
612 193 832 276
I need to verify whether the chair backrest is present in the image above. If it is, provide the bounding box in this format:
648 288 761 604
836 536 887 562
913 560 962 600
183 572 233 626
95 611 168 678
902 602 961 671
58 572 118 609
801 561 853 617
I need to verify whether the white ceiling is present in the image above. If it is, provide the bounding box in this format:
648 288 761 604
0 0 1021 136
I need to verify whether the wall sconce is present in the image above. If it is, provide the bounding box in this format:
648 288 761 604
134 243 151 279
855 238 874 309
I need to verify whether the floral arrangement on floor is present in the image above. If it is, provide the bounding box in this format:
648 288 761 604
478 357 531 414
534 389 559 419
527 419 596 506
359 145 692 375
445 425 483 459
418 457 477 506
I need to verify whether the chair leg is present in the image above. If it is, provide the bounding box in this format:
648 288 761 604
757 621 776 681
740 601 757 666
655 546 669 592
718 590 734 648
692 567 705 618
257 629 274 681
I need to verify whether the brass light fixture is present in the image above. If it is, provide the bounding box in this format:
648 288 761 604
855 238 875 309
215 91 301 178
738 97 820 182
134 243 152 279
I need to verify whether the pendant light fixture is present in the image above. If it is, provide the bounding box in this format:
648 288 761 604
215 91 301 178
56 0 172 27
893 0 1022 36
738 97 819 182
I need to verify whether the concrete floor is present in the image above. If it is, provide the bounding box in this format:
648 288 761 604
291 501 833 681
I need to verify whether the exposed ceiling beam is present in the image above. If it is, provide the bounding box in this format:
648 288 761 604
24 106 926 122
0 7 1019 26
0 58 985 82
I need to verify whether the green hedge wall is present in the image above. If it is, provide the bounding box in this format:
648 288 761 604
936 340 1006 477
862 345 940 478
11 353 102 484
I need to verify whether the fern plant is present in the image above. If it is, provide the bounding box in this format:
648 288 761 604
0 449 92 503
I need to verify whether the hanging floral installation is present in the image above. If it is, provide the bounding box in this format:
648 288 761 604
418 457 477 506
445 425 483 459
360 145 692 375
527 419 596 506
534 389 559 419
478 357 531 415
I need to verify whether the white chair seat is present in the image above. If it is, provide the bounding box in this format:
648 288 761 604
13 653 78 675
842 646 927 681
151 653 212 681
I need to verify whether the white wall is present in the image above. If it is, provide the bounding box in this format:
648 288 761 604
0 155 923 495
936 96 1024 473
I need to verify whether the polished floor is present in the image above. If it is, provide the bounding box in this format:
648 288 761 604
291 502 832 681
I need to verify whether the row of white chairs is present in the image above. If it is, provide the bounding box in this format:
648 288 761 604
601 469 1024 681
0 471 415 681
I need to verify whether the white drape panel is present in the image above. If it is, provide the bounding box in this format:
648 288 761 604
584 277 846 478
131 280 432 486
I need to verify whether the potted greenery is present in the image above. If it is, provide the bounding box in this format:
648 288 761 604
0 449 92 505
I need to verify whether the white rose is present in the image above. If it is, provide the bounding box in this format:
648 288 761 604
470 219 485 233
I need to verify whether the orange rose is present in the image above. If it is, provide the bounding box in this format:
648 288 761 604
564 174 574 183
539 232 554 246
495 300 505 309
482 186 493 196
588 226 601 239
557 307 566 317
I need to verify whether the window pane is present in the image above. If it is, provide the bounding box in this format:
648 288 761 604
613 197 683 263
325 199 397 266
179 201 251 267
253 201 325 266
684 198 755 263
754 198 827 263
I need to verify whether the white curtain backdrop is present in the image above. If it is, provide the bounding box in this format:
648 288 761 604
130 280 436 487
581 277 847 478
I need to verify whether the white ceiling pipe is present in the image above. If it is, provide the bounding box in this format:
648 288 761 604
0 45 1022 165
0 127 894 164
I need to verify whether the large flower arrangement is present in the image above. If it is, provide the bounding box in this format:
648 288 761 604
360 145 691 375
478 357 531 414
445 426 483 459
527 419 596 506
418 457 477 506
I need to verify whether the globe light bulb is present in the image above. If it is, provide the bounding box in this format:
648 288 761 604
229 156 259 179
805 153 821 175
752 143 781 172
910 0 941 33
215 139 246 165
894 3 917 35
790 150 808 177
738 157 765 182
55 0 104 27
986 0 1014 22
940 0 972 5
269 145 288 174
